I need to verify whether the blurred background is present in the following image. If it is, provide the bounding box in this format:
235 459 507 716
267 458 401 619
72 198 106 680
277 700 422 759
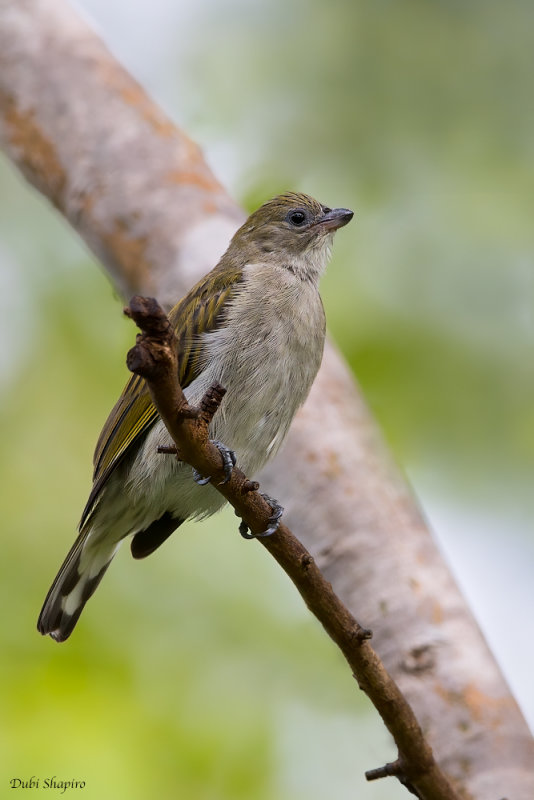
1 1 533 798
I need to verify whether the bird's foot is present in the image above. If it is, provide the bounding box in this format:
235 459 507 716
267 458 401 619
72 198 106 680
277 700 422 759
239 493 284 539
192 440 236 486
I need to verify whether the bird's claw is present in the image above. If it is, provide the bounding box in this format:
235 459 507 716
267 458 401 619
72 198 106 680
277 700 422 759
239 493 284 539
215 440 237 484
192 440 236 486
192 469 211 486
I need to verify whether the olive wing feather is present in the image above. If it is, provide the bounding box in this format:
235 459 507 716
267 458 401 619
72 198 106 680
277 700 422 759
79 265 242 529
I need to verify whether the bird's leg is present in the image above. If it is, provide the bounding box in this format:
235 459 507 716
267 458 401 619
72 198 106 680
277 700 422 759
192 440 237 486
239 493 284 539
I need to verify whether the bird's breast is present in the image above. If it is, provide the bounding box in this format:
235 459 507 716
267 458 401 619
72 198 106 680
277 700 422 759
186 264 326 476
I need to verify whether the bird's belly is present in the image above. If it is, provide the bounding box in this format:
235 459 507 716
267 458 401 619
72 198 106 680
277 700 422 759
183 265 326 477
125 362 300 525
126 286 324 523
212 382 297 477
188 343 320 477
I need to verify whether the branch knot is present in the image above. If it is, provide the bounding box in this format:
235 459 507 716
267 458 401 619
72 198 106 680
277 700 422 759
199 382 227 424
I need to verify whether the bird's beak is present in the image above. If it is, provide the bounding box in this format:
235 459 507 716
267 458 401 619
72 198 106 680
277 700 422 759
315 207 354 231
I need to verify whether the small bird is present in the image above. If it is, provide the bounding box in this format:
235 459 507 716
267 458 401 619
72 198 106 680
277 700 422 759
37 192 353 641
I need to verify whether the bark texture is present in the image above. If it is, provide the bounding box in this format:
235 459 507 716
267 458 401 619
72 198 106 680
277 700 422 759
124 295 459 800
0 2 532 797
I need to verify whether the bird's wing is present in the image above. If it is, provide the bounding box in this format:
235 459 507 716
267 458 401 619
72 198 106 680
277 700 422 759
79 264 243 529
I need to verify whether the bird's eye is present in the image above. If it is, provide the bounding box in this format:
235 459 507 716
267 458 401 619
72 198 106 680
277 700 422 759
287 209 308 227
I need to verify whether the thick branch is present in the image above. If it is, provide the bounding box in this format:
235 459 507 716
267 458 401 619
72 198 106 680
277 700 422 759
125 296 459 800
1 2 533 798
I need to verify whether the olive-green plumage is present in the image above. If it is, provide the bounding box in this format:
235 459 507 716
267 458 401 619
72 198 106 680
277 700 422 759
38 192 353 641
82 262 242 530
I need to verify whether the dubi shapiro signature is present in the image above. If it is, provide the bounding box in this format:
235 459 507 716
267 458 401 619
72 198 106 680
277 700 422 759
9 777 86 794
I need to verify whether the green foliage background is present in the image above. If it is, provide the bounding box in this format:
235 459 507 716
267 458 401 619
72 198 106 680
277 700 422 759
1 1 532 798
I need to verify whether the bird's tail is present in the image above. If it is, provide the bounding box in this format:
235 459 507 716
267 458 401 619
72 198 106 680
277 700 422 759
37 529 120 642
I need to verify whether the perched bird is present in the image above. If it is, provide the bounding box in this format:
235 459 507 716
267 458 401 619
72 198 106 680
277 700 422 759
37 192 353 641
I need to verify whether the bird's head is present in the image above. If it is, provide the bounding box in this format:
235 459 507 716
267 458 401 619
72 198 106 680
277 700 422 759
228 192 353 281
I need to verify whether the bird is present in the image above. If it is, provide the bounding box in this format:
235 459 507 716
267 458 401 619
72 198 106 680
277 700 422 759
37 192 353 641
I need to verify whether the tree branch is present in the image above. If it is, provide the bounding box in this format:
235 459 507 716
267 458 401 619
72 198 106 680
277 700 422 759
1 2 533 798
124 295 460 800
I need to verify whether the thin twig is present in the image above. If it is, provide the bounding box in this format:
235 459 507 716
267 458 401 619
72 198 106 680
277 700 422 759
125 295 460 800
